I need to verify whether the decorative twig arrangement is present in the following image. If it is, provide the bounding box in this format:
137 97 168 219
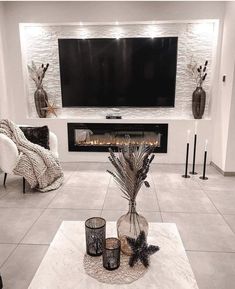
27 61 58 118
107 144 155 203
28 61 49 88
187 57 208 87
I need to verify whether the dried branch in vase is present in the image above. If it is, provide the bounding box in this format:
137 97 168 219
27 61 50 118
107 143 155 255
187 57 208 88
107 144 155 203
28 61 49 89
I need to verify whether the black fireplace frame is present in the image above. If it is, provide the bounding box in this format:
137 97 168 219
67 123 168 153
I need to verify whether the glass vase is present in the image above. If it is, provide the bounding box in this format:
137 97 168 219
117 201 148 255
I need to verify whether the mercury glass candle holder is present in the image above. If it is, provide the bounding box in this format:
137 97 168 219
103 238 121 271
85 217 106 256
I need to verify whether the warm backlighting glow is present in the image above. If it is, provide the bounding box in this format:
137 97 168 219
114 27 123 40
79 28 89 39
147 25 157 39
190 23 214 36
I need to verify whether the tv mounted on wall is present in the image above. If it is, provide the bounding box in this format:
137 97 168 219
58 37 178 107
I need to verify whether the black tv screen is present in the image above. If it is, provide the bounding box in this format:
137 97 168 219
58 37 178 107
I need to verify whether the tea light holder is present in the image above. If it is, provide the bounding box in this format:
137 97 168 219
85 217 106 256
103 238 121 271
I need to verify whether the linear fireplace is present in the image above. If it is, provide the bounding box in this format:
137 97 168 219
68 123 168 153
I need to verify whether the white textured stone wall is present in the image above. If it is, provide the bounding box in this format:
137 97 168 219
21 22 216 119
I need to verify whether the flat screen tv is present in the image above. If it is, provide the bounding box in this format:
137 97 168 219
58 37 178 107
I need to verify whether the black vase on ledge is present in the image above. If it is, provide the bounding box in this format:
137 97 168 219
34 87 48 118
192 86 206 119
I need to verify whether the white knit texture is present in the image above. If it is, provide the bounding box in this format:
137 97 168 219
0 120 63 192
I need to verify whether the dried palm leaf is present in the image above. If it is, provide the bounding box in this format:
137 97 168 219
107 144 155 202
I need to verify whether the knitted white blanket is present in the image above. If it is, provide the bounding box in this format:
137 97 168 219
0 120 63 192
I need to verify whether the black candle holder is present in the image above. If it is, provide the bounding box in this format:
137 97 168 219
182 143 190 178
200 150 208 180
85 217 106 256
190 134 198 175
0 274 3 289
103 238 121 271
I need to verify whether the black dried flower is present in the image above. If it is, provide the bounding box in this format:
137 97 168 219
188 59 209 87
144 181 150 188
107 144 155 203
202 73 207 81
127 231 160 268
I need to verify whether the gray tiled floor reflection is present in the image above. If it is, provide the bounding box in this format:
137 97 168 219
188 251 235 289
0 163 235 289
0 245 48 289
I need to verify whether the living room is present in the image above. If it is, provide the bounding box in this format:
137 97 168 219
0 1 235 289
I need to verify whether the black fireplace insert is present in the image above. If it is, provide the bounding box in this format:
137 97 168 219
67 123 168 153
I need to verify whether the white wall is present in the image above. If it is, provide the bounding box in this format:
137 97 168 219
212 1 235 172
0 2 8 119
4 1 225 23
226 71 235 172
1 1 225 163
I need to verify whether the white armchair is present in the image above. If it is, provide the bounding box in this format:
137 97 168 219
0 127 59 193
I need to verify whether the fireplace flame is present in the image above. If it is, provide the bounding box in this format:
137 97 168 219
75 131 160 147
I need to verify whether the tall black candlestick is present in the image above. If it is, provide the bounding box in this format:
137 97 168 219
182 143 190 178
190 134 198 175
0 274 3 289
200 150 208 180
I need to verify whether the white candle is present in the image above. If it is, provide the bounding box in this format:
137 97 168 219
195 120 198 135
187 130 191 143
205 139 208 151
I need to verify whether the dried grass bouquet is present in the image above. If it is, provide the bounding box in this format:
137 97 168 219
107 143 155 255
107 144 155 203
187 58 208 88
28 61 49 89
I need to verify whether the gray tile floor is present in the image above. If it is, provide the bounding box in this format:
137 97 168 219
0 163 235 289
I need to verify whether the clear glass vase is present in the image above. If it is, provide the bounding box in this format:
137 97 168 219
117 201 148 255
